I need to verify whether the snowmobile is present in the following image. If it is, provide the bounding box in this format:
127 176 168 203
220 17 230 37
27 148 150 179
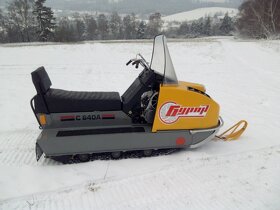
31 35 242 163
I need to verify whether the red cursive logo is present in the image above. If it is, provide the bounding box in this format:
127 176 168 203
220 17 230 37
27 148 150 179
159 102 209 124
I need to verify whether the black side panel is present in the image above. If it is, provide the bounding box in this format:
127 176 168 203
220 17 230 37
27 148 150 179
122 70 156 115
57 127 145 137
31 66 52 94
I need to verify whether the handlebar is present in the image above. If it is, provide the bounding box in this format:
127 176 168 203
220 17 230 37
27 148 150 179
126 54 150 70
126 60 133 66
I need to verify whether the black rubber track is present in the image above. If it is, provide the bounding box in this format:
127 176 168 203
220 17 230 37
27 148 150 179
50 149 181 164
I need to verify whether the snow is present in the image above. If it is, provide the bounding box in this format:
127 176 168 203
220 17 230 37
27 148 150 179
0 37 280 209
162 7 238 22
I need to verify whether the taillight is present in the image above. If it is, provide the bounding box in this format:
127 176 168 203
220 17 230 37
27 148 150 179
39 114 47 126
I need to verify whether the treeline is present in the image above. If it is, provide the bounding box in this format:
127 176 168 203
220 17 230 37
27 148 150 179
0 0 163 43
0 0 234 43
53 12 162 42
46 12 235 42
164 14 235 38
0 0 279 43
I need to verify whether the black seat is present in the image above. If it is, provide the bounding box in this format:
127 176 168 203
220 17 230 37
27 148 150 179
31 67 122 113
45 89 121 113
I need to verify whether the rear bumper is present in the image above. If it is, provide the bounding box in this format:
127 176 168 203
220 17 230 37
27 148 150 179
190 117 224 148
36 143 43 161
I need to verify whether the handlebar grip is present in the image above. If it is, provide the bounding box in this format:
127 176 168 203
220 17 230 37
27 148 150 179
126 60 132 66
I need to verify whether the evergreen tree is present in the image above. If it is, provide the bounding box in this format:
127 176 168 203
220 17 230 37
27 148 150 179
177 21 189 36
0 9 3 27
109 12 122 39
137 20 147 39
123 14 132 39
220 13 234 35
84 15 97 40
203 16 211 36
190 19 204 37
0 9 5 42
130 13 137 39
75 18 86 41
97 14 109 40
33 0 55 41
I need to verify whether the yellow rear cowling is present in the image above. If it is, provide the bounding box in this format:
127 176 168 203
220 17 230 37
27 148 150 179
152 82 220 132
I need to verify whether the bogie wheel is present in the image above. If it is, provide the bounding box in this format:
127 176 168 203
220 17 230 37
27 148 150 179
51 155 72 164
111 151 122 159
143 149 153 157
77 154 90 162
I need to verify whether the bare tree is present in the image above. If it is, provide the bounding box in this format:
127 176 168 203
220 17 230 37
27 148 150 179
54 17 75 42
7 0 35 42
147 12 163 38
237 0 280 38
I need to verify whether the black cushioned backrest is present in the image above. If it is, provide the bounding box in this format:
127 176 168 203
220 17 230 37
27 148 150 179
31 66 52 94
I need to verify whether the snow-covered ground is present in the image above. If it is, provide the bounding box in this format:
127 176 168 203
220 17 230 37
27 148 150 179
162 7 238 22
0 37 280 209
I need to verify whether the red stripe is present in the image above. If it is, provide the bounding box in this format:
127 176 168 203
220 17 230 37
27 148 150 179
60 115 75 120
102 114 115 118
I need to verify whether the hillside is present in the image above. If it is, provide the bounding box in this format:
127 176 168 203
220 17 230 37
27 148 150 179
0 0 242 15
162 7 238 22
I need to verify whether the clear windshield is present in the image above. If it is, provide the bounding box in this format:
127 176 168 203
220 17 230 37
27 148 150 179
150 35 178 85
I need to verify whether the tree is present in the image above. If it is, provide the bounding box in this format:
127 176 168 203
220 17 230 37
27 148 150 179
84 15 97 40
75 18 86 41
203 16 211 36
0 9 6 42
123 14 132 39
54 17 75 42
130 13 137 39
109 12 122 39
33 0 55 41
137 20 147 39
190 19 204 37
236 0 280 38
177 21 189 36
7 0 36 42
97 14 109 40
147 12 163 38
220 13 234 35
123 14 138 39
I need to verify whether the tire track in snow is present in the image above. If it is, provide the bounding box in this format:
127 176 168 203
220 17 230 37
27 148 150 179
1 145 279 210
0 130 59 166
